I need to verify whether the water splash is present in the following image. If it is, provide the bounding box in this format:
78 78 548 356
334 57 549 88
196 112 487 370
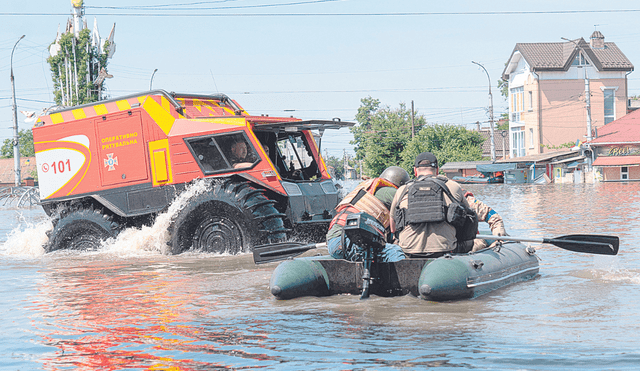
1 212 51 258
100 179 210 256
589 256 640 284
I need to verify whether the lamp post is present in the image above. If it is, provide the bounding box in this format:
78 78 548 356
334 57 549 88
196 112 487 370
11 35 25 187
150 68 158 91
472 61 496 162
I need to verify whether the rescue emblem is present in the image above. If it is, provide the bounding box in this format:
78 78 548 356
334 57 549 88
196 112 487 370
104 153 119 171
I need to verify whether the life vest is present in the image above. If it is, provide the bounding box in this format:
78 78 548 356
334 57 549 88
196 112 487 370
330 178 398 229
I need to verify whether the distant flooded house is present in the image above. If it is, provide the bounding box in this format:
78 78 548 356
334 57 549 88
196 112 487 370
0 157 37 187
587 109 640 182
502 31 634 159
440 161 491 179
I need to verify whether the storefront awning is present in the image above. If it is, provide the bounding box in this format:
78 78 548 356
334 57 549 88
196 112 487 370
550 155 585 165
592 155 640 167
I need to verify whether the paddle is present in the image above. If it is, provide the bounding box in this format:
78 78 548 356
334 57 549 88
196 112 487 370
253 241 327 264
475 234 619 255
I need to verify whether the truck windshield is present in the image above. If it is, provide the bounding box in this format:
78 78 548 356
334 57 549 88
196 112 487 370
275 132 320 181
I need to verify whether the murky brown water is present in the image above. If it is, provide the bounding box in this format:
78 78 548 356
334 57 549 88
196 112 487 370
2 182 639 369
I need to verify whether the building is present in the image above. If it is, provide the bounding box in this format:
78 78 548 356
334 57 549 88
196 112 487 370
440 160 492 179
475 124 510 160
587 108 640 182
502 31 634 158
0 157 37 186
496 149 586 183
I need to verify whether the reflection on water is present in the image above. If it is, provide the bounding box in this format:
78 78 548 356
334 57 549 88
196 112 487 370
2 182 640 369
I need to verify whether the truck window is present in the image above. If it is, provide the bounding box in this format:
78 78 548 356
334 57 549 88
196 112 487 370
186 133 258 174
276 133 321 181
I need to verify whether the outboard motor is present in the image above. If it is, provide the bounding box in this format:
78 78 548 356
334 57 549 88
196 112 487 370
343 212 386 252
343 212 386 299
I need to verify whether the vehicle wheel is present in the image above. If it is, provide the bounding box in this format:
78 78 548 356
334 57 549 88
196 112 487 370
169 179 287 254
46 206 120 252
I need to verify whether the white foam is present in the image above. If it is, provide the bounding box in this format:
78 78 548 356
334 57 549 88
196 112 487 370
590 256 640 284
1 214 51 258
99 179 210 256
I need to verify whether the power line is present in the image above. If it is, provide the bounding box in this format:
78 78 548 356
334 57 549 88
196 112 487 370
86 0 339 11
3 9 640 17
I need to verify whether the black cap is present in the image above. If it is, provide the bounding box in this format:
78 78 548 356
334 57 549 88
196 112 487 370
414 152 438 168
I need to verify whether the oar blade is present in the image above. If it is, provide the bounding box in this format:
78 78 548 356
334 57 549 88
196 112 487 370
253 241 320 264
547 234 619 255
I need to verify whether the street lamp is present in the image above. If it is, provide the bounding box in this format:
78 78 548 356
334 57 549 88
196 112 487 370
11 35 25 187
472 61 496 162
150 68 158 91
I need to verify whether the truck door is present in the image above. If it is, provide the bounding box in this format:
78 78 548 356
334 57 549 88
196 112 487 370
97 111 149 186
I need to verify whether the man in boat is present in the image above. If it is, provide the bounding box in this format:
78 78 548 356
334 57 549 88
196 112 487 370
390 152 479 258
326 166 410 262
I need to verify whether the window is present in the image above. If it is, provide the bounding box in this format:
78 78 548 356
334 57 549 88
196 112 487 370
621 166 629 180
186 133 258 174
511 127 526 157
529 128 534 149
604 89 615 125
571 52 590 66
510 87 524 122
273 132 321 181
528 90 533 111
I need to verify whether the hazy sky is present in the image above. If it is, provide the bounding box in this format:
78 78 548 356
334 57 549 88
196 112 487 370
2 1 640 157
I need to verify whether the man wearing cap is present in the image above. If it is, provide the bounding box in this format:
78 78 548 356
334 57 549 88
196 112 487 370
390 152 477 257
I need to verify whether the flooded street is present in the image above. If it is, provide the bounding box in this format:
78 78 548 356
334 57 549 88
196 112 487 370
2 182 640 370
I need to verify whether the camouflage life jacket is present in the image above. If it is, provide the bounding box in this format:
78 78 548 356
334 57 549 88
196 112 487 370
330 178 398 230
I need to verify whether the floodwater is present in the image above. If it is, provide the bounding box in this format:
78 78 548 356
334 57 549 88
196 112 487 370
2 181 640 370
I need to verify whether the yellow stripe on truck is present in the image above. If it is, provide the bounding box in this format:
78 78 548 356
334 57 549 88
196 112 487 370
143 97 176 136
116 99 131 111
72 109 87 120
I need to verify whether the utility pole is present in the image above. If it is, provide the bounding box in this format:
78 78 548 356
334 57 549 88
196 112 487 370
343 149 347 179
562 37 592 142
472 61 496 162
11 35 25 187
411 100 415 138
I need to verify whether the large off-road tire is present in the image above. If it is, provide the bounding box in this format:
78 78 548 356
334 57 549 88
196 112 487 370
169 179 287 255
46 206 120 252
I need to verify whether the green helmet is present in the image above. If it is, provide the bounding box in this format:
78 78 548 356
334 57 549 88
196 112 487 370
380 166 410 187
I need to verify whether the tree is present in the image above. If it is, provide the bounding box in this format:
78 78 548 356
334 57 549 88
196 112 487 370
325 155 345 179
351 97 425 177
1 129 35 158
325 154 360 180
400 124 485 172
48 28 111 106
497 68 510 130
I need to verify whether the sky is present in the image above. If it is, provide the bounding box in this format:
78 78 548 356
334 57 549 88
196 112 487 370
2 0 640 158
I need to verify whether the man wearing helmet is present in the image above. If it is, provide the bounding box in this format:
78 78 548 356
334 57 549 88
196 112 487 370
326 166 410 262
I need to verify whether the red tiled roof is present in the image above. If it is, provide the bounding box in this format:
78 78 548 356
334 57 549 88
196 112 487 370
593 155 640 167
588 109 640 144
0 157 37 183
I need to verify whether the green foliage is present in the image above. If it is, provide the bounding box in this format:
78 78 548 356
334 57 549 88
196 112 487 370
351 97 425 177
498 78 509 102
400 124 485 172
541 141 575 150
1 129 35 158
325 154 360 180
497 113 509 131
47 28 110 106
